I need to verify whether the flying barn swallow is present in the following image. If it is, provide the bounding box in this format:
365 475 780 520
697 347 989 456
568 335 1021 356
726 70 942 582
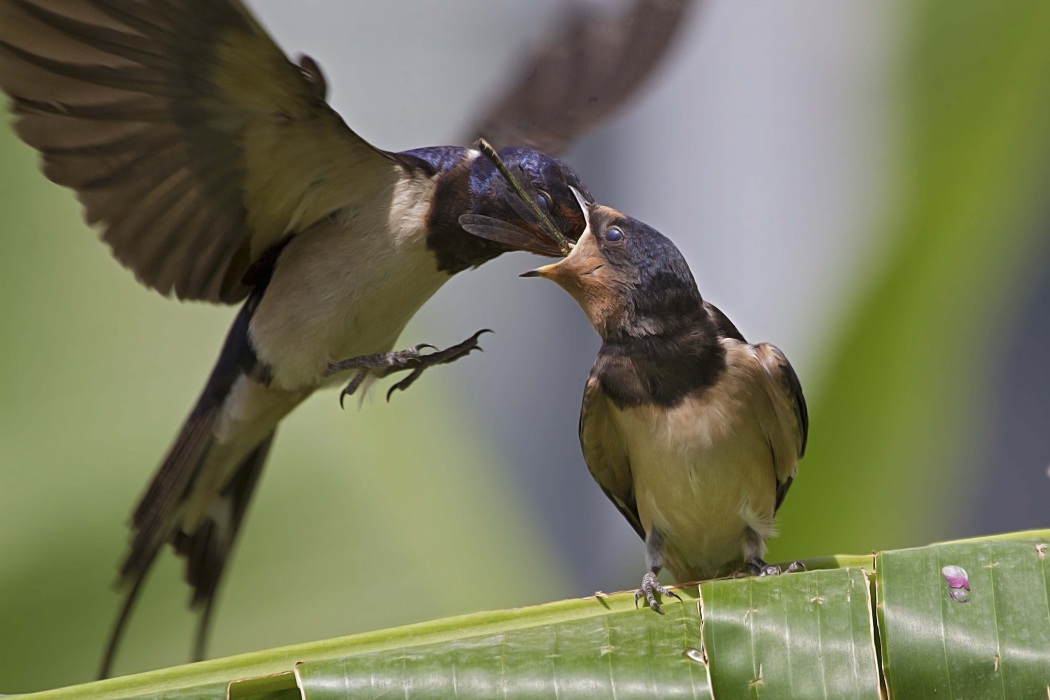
520 193 808 611
0 0 693 676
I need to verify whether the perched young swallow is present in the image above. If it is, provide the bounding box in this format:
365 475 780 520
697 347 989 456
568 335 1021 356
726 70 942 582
521 193 808 611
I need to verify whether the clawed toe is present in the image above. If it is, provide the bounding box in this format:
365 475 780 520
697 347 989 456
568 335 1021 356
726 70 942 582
385 369 425 400
746 557 806 577
338 369 370 409
382 329 492 401
634 571 680 614
329 329 494 406
634 588 661 613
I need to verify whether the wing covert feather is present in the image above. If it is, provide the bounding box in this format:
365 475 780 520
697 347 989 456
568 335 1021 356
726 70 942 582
0 0 397 303
751 342 808 511
579 373 644 540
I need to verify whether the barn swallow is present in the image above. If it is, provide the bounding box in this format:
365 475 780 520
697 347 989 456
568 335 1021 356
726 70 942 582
519 192 808 611
0 0 696 677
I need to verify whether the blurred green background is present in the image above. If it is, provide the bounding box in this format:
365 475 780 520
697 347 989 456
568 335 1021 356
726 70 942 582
3 0 1050 692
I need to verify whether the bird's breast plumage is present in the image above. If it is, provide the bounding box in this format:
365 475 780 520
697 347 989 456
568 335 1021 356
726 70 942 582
248 172 452 391
608 367 779 581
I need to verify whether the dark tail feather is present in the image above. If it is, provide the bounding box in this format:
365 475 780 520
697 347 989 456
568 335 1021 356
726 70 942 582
97 547 158 680
118 403 220 585
125 302 260 572
98 294 266 679
178 432 275 662
96 402 220 680
97 429 275 677
130 405 217 531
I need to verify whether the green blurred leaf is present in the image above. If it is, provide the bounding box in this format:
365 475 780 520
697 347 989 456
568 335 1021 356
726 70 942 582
774 0 1050 561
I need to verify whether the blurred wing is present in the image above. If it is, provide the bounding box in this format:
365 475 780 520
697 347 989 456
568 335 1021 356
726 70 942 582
0 0 398 303
579 372 644 540
752 343 808 511
467 0 697 154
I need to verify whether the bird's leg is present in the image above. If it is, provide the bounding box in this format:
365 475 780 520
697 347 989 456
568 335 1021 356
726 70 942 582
634 528 681 614
326 329 492 405
745 558 806 576
635 570 681 614
746 557 783 576
743 527 805 576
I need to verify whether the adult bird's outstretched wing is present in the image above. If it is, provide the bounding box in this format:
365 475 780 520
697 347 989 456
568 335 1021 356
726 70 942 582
465 0 697 155
0 0 399 303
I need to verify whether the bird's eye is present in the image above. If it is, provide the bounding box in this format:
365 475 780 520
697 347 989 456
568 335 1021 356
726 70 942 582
537 191 551 212
604 227 624 242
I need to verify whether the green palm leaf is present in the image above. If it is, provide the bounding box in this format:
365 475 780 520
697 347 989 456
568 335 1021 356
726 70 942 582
16 530 1049 700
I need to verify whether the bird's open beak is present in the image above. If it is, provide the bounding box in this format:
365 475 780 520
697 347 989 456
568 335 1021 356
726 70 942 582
519 265 553 278
521 229 604 281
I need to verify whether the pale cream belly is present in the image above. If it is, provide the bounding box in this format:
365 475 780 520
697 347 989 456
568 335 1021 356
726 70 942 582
613 396 778 582
250 215 452 392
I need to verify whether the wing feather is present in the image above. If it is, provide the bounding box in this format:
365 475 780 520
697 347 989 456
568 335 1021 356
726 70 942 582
0 0 398 303
467 0 697 155
751 343 808 511
579 373 644 540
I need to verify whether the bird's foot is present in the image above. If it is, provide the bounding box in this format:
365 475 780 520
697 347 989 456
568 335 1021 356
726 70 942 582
633 571 681 614
746 557 806 577
327 329 492 406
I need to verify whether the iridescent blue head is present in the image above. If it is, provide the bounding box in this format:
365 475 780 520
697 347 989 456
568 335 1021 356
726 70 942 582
466 146 593 253
409 145 592 273
524 198 704 340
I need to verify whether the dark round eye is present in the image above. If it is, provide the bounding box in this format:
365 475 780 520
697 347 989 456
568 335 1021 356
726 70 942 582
537 191 551 212
604 226 624 242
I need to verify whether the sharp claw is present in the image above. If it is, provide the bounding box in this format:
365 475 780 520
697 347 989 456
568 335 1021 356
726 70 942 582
636 572 675 613
746 557 790 577
337 369 369 408
334 330 493 405
386 370 421 401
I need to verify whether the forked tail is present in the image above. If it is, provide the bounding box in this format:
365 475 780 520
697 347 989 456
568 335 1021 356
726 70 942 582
98 294 278 678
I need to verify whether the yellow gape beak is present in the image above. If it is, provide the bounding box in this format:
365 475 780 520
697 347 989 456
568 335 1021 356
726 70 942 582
522 185 596 280
521 228 603 281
